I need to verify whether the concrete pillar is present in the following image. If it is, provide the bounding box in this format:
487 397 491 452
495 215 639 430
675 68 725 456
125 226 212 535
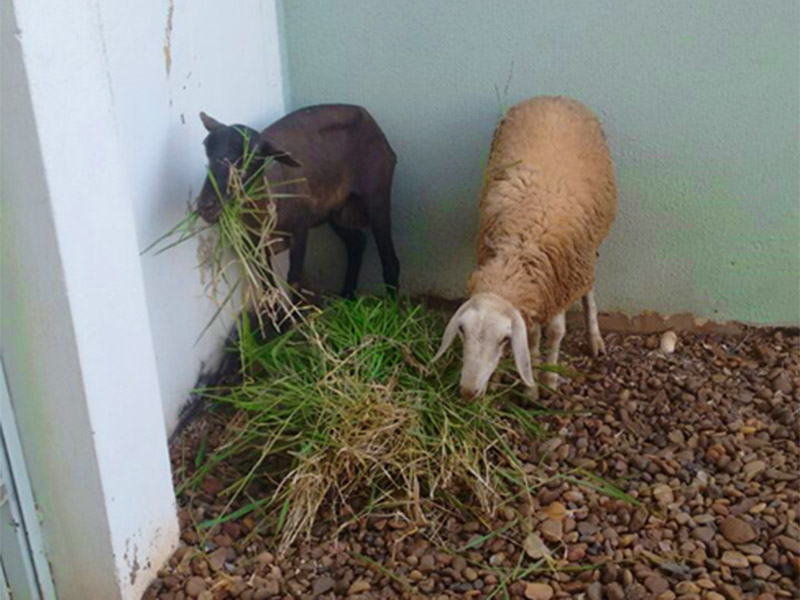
1 0 179 597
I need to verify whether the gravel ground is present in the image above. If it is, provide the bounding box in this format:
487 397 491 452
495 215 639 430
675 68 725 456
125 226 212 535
145 326 799 600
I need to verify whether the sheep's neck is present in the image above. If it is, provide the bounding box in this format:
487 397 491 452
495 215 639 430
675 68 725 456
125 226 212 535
467 255 550 325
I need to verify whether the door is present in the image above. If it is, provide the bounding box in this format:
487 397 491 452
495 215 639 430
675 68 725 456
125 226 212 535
0 360 56 599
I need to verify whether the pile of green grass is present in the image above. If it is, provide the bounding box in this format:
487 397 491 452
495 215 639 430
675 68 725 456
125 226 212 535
183 296 561 551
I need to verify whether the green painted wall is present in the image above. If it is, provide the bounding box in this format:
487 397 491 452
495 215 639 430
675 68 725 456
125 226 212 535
282 1 799 324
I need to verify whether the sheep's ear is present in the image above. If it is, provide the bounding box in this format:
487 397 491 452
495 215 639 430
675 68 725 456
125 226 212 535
256 135 302 168
200 111 225 132
432 302 469 363
510 310 534 387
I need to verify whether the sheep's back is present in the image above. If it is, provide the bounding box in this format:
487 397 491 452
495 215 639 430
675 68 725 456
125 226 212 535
475 96 617 321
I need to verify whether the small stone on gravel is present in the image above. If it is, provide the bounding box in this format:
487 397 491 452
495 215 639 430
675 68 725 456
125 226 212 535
312 575 335 596
185 577 206 597
777 535 800 554
652 483 674 505
524 582 554 600
540 519 563 542
347 580 371 595
720 517 757 544
721 550 750 568
606 582 624 600
586 581 602 600
644 575 669 594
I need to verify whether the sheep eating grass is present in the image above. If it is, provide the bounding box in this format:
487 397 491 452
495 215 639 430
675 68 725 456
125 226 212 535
434 96 618 400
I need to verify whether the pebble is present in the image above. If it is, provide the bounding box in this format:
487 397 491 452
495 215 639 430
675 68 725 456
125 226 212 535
693 526 715 544
721 550 750 568
185 577 206 597
652 484 674 505
606 582 624 600
524 583 554 600
660 331 678 353
586 581 602 600
720 517 757 544
544 501 568 521
206 547 227 572
630 507 649 532
675 582 700 594
312 575 335 596
777 535 800 554
260 579 280 597
540 519 563 542
463 567 478 582
738 543 764 555
743 460 767 480
347 580 371 595
753 563 773 579
645 576 669 594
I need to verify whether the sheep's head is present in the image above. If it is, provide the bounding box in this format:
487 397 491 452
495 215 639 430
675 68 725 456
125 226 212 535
433 293 534 399
196 112 300 224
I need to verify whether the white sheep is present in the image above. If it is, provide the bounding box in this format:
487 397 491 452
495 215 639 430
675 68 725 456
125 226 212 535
434 96 617 399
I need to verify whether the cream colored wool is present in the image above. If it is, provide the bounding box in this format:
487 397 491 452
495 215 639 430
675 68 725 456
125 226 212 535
468 96 617 327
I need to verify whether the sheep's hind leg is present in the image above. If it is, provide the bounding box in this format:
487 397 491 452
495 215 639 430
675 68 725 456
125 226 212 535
364 184 400 296
542 312 566 391
582 287 605 357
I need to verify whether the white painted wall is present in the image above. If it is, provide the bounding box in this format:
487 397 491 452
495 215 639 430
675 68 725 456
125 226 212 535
2 0 178 597
96 0 287 432
2 0 286 596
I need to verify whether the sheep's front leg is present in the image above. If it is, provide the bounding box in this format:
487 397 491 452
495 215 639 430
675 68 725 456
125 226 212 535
582 287 605 357
526 322 542 401
542 312 566 391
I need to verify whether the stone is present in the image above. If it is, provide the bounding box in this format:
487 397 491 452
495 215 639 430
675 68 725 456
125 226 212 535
312 575 335 596
644 575 669 594
586 581 602 600
743 460 767 480
463 567 478 582
347 580 371 595
674 582 700 594
720 517 757 544
659 330 678 353
753 563 773 579
738 543 764 555
524 583 554 600
207 548 228 572
606 582 624 600
652 484 674 505
720 583 743 600
540 519 563 542
777 535 800 554
185 577 207 598
630 507 649 532
543 501 568 521
693 526 715 544
721 551 749 569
